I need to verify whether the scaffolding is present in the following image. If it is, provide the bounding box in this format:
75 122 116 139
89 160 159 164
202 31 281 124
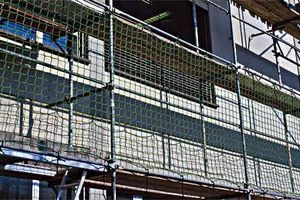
1 0 300 199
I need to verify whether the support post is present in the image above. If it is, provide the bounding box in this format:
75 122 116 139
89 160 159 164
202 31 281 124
159 63 171 169
27 45 38 138
199 96 208 177
74 170 88 200
283 113 295 193
27 100 33 138
192 1 200 52
236 71 250 196
236 72 250 189
108 1 117 199
159 64 166 168
272 35 283 85
67 33 74 148
56 170 69 200
228 0 238 64
228 0 250 195
193 0 208 176
32 180 39 200
19 100 24 136
165 92 172 169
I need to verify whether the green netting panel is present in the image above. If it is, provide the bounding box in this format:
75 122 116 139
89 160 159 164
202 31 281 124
0 0 300 197
0 0 111 162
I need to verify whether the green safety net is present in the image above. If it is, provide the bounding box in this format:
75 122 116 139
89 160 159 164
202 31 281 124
0 0 300 197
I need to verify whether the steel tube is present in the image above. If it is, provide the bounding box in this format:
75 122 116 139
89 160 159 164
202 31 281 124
199 96 208 177
228 0 238 64
67 33 74 148
109 0 117 199
193 0 208 176
283 113 295 193
236 71 250 190
228 1 249 192
272 36 283 85
192 1 200 52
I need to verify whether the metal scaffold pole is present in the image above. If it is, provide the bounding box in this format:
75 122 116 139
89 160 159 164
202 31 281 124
228 0 250 198
192 1 200 52
272 35 283 85
236 72 250 194
283 113 295 193
109 0 117 199
228 0 237 64
192 0 208 176
67 33 74 148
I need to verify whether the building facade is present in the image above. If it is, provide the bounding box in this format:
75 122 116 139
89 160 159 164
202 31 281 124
0 0 300 199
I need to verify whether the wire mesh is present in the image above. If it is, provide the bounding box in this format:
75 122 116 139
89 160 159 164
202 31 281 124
0 0 300 198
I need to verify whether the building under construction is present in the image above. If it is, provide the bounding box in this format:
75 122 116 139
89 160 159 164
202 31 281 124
1 0 300 199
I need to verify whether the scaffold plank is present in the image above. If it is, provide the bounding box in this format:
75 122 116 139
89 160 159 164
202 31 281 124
0 147 105 171
233 0 300 40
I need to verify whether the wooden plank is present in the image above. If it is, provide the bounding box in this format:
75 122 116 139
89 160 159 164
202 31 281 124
0 152 289 199
84 169 276 200
233 0 300 40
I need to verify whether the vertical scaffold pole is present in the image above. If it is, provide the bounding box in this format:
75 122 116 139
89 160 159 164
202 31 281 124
67 33 74 148
160 64 166 168
199 95 208 177
192 0 208 176
160 64 171 169
272 36 283 85
283 113 295 193
192 1 200 52
228 0 237 64
236 71 250 191
228 0 250 198
109 0 117 199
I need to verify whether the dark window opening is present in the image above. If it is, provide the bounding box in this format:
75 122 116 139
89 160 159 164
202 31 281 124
111 0 215 107
113 0 211 51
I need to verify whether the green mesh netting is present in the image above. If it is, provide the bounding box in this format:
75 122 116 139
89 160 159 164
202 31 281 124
0 0 300 197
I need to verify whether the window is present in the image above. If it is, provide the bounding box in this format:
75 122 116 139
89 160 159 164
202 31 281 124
43 33 68 52
113 0 211 51
0 20 90 68
43 32 89 59
0 20 36 41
